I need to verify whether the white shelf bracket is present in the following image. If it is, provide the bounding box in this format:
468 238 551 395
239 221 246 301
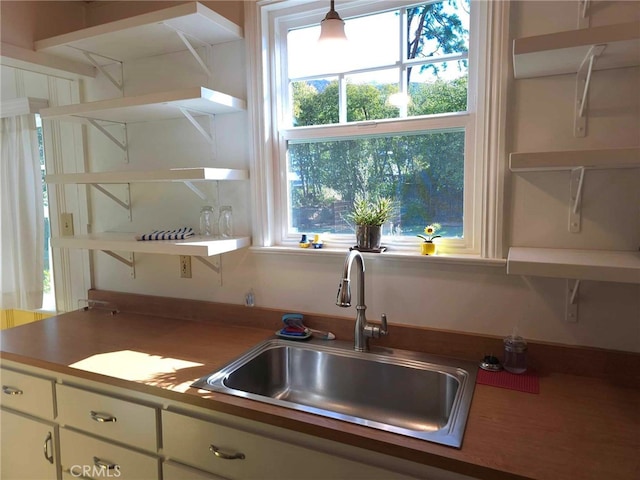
164 24 213 78
82 51 124 92
195 255 220 273
177 30 213 78
574 44 606 137
86 118 129 163
91 183 132 221
565 279 580 322
195 255 222 286
182 180 208 201
569 166 585 233
102 251 136 278
577 0 590 28
178 107 215 145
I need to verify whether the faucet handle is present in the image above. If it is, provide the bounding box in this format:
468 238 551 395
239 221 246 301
380 313 388 336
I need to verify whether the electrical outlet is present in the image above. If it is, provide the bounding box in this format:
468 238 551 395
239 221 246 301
180 256 192 278
60 213 74 236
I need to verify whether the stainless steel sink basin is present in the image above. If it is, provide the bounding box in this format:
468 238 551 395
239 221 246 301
191 338 477 448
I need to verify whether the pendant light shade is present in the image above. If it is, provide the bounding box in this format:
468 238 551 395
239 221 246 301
318 0 348 43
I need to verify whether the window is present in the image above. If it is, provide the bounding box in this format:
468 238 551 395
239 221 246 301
251 0 507 257
37 114 55 311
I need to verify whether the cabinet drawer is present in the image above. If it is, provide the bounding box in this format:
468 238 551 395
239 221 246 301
61 428 159 480
163 460 229 480
162 410 413 480
0 368 55 420
57 384 158 452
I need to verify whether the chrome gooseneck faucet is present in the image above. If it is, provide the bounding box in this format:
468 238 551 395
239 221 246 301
336 250 388 352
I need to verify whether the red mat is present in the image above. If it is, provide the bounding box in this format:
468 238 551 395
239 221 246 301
476 369 539 394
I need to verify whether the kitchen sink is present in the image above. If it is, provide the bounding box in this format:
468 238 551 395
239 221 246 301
191 338 477 448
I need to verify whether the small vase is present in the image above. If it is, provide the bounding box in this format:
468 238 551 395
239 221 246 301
420 242 436 255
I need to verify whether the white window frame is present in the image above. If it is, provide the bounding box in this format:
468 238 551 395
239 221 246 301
246 0 509 259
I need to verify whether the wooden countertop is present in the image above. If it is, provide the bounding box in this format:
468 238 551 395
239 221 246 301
1 308 638 480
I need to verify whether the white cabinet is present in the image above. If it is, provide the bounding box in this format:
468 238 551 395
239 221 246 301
162 410 416 480
0 367 59 480
0 360 472 480
1 409 59 480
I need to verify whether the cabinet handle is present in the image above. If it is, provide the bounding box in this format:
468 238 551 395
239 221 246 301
90 410 117 423
209 444 246 460
2 385 23 395
43 432 54 464
93 456 118 470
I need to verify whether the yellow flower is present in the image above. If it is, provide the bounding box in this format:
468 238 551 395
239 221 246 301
418 223 442 242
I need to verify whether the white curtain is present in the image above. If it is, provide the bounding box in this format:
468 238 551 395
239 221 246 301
0 114 44 310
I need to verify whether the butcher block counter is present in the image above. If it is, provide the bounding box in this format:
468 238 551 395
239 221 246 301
1 290 638 480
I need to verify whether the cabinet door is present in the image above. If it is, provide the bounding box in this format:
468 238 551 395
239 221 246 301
162 410 415 480
0 367 55 419
56 383 158 452
1 409 59 480
60 428 159 480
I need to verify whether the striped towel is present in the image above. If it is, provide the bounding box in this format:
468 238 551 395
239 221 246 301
135 227 195 241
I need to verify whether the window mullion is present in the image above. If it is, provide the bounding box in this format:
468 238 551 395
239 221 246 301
399 7 408 118
281 112 470 141
339 73 347 124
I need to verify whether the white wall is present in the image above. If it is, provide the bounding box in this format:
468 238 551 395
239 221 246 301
0 1 86 48
507 1 640 252
4 1 637 352
78 1 640 353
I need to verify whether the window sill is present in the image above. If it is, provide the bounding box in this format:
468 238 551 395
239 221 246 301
249 245 506 268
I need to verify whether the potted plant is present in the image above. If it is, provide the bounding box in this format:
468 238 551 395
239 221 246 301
417 223 442 255
347 196 393 250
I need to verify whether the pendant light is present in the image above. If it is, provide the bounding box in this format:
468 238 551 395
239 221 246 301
318 0 348 44
317 0 349 73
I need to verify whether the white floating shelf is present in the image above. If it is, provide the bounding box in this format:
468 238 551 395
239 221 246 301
52 233 251 257
507 247 640 284
509 147 640 172
34 2 242 65
513 21 640 78
39 87 246 123
0 97 48 118
1 41 97 79
46 167 248 184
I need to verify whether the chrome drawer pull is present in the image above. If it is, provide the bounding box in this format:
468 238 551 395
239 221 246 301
43 432 54 464
93 456 118 470
2 385 24 395
90 410 117 423
209 444 246 460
